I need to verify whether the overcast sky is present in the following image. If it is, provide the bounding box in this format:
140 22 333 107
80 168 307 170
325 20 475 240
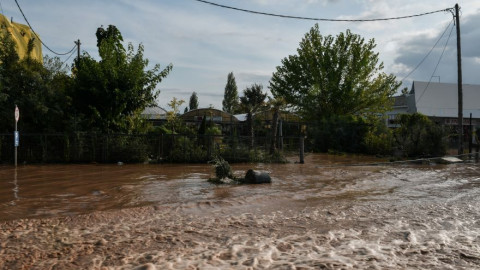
2 0 479 110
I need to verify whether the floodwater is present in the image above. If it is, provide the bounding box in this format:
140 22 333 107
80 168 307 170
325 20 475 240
1 154 480 269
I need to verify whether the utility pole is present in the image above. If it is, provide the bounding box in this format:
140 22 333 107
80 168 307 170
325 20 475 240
455 3 463 155
74 39 81 65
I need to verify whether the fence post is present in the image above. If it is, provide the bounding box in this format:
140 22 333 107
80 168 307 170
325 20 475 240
279 120 283 151
184 134 187 162
476 141 479 162
299 136 305 164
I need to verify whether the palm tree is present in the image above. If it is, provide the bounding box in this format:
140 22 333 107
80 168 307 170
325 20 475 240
240 84 267 148
268 96 286 154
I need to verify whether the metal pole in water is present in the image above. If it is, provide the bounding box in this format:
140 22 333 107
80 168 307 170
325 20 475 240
14 120 17 167
14 105 19 167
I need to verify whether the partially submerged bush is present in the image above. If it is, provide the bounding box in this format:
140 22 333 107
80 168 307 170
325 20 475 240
209 155 233 183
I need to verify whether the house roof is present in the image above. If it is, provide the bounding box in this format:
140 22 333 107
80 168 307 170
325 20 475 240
393 95 407 108
182 108 238 122
411 81 480 118
141 106 167 120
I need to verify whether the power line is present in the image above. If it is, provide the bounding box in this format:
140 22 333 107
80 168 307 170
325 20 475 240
400 20 453 83
192 0 453 22
13 0 77 56
55 48 77 73
415 22 455 104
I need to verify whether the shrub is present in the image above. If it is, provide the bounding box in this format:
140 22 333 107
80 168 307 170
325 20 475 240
394 113 447 157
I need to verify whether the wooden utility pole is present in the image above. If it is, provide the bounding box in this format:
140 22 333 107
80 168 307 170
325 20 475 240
75 39 81 64
455 3 463 155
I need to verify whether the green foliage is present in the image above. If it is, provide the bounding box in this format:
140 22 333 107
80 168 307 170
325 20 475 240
394 113 447 157
168 136 208 163
240 84 267 148
0 33 73 133
363 125 394 156
166 97 185 133
222 72 239 113
189 91 199 111
308 115 369 153
210 155 233 180
270 24 400 120
107 135 149 163
71 25 172 133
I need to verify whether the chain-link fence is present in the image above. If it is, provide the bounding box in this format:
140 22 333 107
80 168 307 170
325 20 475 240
0 133 303 164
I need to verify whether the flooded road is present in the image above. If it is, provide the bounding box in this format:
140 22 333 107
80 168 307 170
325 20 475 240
1 154 480 269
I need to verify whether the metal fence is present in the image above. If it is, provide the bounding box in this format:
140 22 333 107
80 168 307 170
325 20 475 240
0 133 302 164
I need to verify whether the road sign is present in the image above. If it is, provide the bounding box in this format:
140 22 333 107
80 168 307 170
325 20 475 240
14 131 19 147
15 106 19 122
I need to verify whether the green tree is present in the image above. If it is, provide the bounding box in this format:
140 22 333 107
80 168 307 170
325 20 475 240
71 25 172 133
222 72 239 113
166 97 185 133
189 91 199 111
268 96 286 154
0 33 73 133
394 113 446 157
270 24 400 121
240 84 267 148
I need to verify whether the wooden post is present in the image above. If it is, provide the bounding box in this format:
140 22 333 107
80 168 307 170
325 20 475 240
299 136 305 164
455 3 463 155
279 120 283 151
469 113 473 155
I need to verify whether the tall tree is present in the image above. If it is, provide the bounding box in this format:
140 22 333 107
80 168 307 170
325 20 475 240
270 24 400 121
72 25 172 133
189 91 199 111
268 96 286 154
222 72 239 113
0 33 72 133
240 84 267 148
166 97 185 133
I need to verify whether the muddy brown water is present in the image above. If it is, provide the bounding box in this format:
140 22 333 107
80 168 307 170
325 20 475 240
1 154 480 269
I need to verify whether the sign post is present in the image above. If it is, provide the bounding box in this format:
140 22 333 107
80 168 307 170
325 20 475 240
14 105 19 167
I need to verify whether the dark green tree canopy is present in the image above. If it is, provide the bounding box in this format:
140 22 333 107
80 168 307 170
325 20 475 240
270 24 400 121
96 25 123 51
189 91 199 111
0 33 72 133
72 25 172 133
222 72 239 113
240 83 267 147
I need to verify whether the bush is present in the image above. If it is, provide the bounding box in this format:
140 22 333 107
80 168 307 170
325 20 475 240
363 120 393 156
307 115 369 153
394 113 447 157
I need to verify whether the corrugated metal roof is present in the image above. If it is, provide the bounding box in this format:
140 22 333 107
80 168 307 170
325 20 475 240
411 81 480 118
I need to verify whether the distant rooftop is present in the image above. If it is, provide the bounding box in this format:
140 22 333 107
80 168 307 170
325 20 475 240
411 81 480 118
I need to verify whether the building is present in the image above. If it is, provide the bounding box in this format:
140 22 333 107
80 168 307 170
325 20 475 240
0 14 42 62
181 108 239 134
141 105 167 126
387 81 480 129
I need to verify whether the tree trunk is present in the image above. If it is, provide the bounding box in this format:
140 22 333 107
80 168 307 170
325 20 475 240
247 112 254 149
270 109 279 154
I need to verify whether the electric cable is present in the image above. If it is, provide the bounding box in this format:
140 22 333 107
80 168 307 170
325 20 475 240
14 0 76 56
192 0 453 22
55 48 76 73
400 20 453 83
415 22 455 104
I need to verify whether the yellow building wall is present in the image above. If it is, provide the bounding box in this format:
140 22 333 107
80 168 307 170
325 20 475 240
0 14 42 62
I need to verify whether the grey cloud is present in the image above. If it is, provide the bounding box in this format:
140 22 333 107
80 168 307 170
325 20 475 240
460 11 480 58
393 10 480 85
